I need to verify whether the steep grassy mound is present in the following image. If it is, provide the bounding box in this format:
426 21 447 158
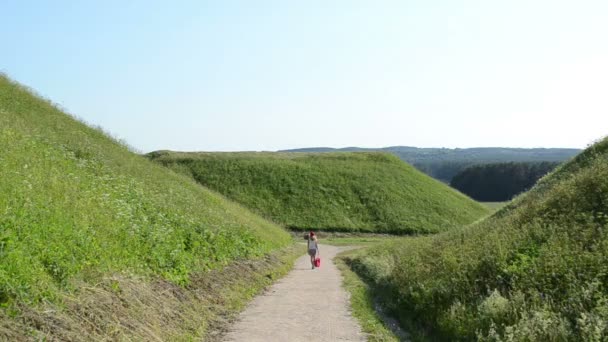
148 151 489 234
0 75 292 338
349 136 608 340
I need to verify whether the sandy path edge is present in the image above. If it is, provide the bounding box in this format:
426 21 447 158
221 244 366 342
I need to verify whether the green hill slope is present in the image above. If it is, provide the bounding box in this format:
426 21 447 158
0 75 293 339
349 136 608 340
282 146 580 182
148 151 489 234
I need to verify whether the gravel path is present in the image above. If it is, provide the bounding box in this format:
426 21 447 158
222 244 366 342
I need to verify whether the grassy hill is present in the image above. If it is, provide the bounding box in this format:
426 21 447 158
282 146 580 182
0 75 294 340
347 136 608 340
148 151 489 234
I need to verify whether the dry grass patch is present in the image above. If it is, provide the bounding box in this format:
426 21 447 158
0 245 301 341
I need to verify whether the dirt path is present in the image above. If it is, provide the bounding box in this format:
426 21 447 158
222 244 366 342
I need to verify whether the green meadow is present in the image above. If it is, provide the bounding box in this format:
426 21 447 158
3 72 604 341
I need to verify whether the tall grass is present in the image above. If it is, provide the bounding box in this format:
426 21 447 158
0 75 291 306
149 151 489 234
351 136 608 340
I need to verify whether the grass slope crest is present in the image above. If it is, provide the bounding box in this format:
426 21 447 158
352 136 608 341
0 75 291 339
148 151 489 234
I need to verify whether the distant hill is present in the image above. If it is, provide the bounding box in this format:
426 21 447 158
349 135 608 340
148 151 490 234
281 146 581 182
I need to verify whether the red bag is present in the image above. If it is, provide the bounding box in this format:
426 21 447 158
314 257 321 268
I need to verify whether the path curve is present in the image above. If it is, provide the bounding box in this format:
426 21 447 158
222 244 365 342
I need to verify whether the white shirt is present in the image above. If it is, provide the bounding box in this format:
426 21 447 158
308 238 318 250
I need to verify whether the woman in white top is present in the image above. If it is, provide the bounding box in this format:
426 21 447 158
307 231 319 269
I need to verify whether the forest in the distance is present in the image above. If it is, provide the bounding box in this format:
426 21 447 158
450 161 561 201
281 146 580 183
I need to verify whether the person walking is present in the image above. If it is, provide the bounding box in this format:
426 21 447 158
307 231 319 269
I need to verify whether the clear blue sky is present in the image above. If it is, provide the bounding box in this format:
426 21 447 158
2 1 607 152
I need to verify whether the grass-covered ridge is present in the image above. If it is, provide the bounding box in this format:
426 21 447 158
350 136 608 340
0 75 292 337
149 151 489 234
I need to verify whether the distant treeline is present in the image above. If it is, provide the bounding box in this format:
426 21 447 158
281 146 580 183
412 161 480 183
450 161 561 201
